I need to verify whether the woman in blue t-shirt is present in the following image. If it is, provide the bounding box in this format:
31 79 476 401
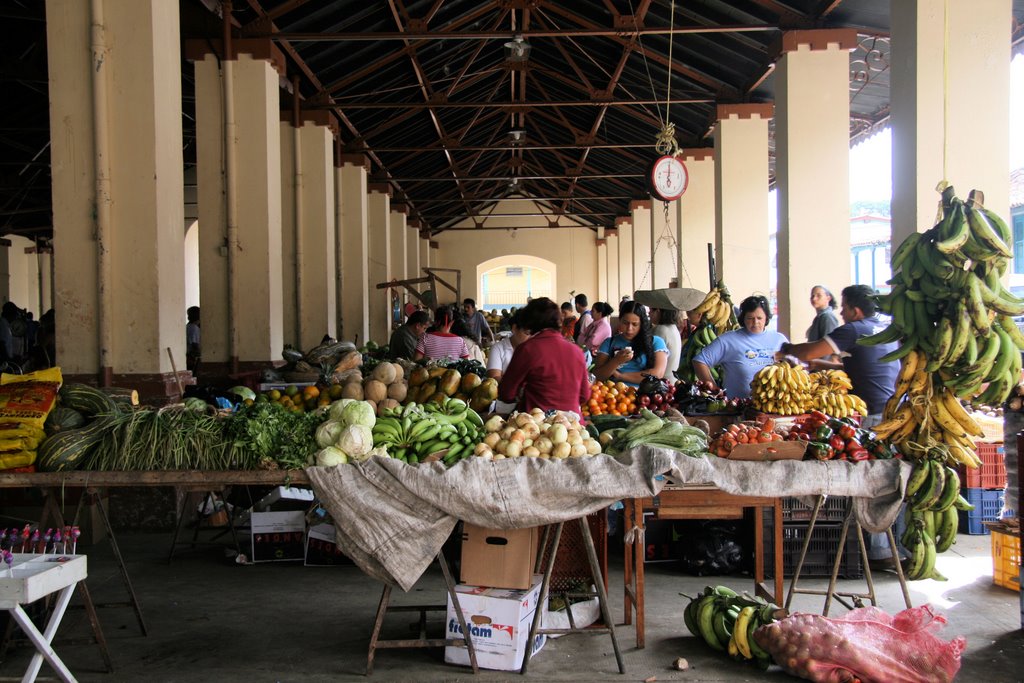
692 295 788 399
592 301 669 387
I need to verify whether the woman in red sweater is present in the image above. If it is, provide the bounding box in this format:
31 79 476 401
498 298 591 414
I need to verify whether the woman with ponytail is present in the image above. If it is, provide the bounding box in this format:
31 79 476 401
414 305 470 361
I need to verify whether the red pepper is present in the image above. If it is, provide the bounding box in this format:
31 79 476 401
838 424 857 440
844 438 862 454
829 434 846 452
848 448 870 462
808 410 828 423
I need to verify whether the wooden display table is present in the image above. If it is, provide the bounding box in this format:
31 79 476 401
623 487 783 649
0 554 88 683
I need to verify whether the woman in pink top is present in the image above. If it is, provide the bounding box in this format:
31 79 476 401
415 306 469 361
579 301 613 355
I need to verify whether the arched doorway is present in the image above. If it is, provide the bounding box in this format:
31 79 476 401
476 255 557 311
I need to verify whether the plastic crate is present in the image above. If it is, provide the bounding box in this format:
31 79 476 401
536 511 607 593
764 520 862 579
781 496 850 523
991 530 1021 592
958 442 1006 490
958 488 1005 535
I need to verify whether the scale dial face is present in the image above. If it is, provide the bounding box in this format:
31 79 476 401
650 155 688 201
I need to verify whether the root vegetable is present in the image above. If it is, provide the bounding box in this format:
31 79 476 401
566 430 583 446
505 441 523 458
535 436 553 454
485 415 504 433
483 432 501 448
499 426 516 440
523 446 540 457
585 439 602 455
496 439 510 454
569 443 587 457
548 424 568 444
552 441 571 459
509 429 526 443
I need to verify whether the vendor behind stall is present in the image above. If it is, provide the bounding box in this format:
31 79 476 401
777 284 898 425
692 295 788 399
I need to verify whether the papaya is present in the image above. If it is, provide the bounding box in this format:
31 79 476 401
439 369 462 396
474 378 499 402
470 395 494 413
460 372 482 393
409 366 430 387
416 380 438 403
427 392 448 406
427 366 447 380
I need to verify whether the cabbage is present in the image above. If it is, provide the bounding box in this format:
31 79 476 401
315 446 349 467
340 400 376 429
315 420 345 449
328 398 356 421
337 424 373 457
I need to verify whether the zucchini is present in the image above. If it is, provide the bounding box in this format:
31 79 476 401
36 416 117 471
44 406 86 435
59 384 119 417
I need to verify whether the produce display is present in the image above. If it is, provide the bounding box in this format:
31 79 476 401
806 370 867 418
671 380 748 415
601 409 708 456
750 364 868 418
676 321 721 384
784 411 896 462
752 605 964 683
706 421 785 458
582 380 638 417
472 410 601 460
405 364 498 413
682 585 786 669
371 398 483 465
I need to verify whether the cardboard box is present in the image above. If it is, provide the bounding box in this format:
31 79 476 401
460 524 539 590
444 575 546 671
249 510 305 563
304 523 353 567
727 440 807 461
253 486 315 512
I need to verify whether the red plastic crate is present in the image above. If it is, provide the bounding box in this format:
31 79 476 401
959 441 1006 490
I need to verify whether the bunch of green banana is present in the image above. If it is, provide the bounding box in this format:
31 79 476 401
677 322 721 383
899 448 976 580
683 585 786 669
862 183 1024 406
690 281 741 335
373 399 483 466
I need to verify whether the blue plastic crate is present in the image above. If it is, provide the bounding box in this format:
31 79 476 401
957 488 1005 535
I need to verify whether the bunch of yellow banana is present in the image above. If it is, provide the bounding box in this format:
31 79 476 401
810 369 854 392
862 183 1024 406
690 281 740 335
750 362 813 415
872 349 983 467
805 370 866 417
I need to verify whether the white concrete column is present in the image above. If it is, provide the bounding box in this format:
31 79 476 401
891 0 1012 247
48 0 186 392
367 184 392 343
714 103 772 302
296 121 336 349
191 39 285 374
279 121 298 348
651 199 677 290
408 219 422 301
630 200 653 291
596 227 608 303
337 155 369 344
616 217 633 300
422 236 432 271
775 30 856 340
390 204 408 283
606 233 620 305
678 150 716 291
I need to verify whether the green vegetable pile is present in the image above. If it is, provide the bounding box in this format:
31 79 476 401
603 409 708 456
89 405 233 471
224 401 324 470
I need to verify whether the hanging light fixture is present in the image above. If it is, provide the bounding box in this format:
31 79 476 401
503 35 531 62
508 128 526 144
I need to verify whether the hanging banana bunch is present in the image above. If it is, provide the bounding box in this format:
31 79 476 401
691 281 740 335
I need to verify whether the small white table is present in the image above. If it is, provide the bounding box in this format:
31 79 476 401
0 554 87 683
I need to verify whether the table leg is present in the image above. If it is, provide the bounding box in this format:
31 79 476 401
622 501 634 627
13 583 78 683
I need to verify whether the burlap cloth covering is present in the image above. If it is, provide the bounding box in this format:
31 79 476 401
305 449 912 591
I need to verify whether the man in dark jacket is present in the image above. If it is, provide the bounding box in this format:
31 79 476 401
389 310 430 360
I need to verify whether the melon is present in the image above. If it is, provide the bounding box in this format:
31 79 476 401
390 362 404 382
377 398 400 415
363 379 388 403
371 362 397 385
387 380 408 402
341 382 364 400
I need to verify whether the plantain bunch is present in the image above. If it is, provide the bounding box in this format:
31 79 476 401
690 281 741 335
808 370 867 418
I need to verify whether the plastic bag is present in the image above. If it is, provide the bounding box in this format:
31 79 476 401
753 604 965 683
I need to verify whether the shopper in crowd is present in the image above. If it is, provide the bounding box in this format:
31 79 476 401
559 301 577 340
487 310 532 413
692 295 788 399
461 298 494 345
579 301 613 356
185 306 201 375
572 293 592 342
650 306 682 381
0 302 17 363
451 309 487 364
592 300 668 387
498 297 590 414
415 305 469 361
30 308 56 369
389 309 430 360
806 285 840 342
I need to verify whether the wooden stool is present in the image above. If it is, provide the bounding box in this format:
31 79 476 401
365 550 478 675
520 516 625 675
785 495 912 615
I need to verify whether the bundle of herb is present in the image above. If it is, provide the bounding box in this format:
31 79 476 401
223 402 324 470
